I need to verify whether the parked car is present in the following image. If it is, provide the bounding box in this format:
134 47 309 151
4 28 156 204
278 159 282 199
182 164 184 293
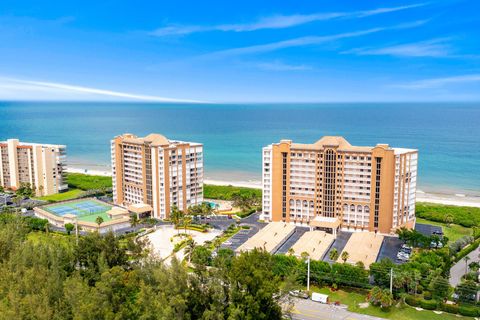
289 290 309 299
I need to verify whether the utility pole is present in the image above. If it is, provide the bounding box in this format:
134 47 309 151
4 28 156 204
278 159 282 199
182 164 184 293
75 219 79 245
390 268 393 294
307 257 311 292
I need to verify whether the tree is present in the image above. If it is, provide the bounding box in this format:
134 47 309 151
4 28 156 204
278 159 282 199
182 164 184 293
130 214 139 228
444 214 453 227
455 280 478 304
95 216 104 227
0 185 4 193
191 246 212 267
368 286 393 309
341 251 349 263
464 256 471 275
16 182 34 198
227 249 284 319
64 223 74 235
287 248 295 256
170 205 183 235
184 239 197 263
428 275 450 300
329 248 339 261
183 214 192 235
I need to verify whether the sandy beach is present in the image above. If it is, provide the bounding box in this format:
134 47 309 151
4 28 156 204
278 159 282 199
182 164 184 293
66 166 480 208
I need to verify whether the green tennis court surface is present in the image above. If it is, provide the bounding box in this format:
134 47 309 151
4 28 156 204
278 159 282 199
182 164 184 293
44 199 113 223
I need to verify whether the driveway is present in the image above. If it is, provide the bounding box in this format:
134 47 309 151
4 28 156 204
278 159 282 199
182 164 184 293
290 298 384 320
450 246 480 287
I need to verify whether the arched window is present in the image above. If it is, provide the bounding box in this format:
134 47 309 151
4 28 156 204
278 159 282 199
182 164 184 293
364 206 370 214
289 199 294 206
350 204 355 212
343 204 348 212
309 201 314 208
303 200 308 207
357 205 363 213
296 200 301 207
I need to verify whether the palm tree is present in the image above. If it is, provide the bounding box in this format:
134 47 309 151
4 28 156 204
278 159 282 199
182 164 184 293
95 216 104 227
170 205 183 235
184 214 192 235
464 256 471 275
341 251 349 263
287 248 295 256
130 214 139 228
329 248 339 261
184 239 197 263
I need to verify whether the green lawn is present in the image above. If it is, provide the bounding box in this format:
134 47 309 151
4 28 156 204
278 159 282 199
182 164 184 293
416 217 472 242
35 188 84 202
310 286 471 320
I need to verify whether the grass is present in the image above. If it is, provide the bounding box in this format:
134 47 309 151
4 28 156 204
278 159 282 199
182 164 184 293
416 217 472 242
36 188 84 202
204 184 261 201
66 173 112 191
310 286 469 320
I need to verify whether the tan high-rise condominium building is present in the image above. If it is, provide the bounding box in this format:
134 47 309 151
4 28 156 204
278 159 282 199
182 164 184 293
0 139 67 196
262 136 418 234
111 133 203 219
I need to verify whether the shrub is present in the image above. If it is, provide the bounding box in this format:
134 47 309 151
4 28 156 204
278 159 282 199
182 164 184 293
405 295 419 307
456 238 480 262
439 303 459 314
458 305 479 317
416 203 480 228
423 291 432 300
419 299 438 310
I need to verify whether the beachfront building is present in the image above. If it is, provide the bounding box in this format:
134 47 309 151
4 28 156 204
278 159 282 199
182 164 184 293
262 136 418 234
0 138 67 196
111 133 203 219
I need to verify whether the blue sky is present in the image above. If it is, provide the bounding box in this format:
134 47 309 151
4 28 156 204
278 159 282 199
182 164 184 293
0 0 479 102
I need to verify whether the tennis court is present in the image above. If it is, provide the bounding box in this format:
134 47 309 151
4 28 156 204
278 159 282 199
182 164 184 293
44 199 113 223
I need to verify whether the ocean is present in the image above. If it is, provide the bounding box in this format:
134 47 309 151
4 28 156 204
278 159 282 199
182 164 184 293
1 102 479 195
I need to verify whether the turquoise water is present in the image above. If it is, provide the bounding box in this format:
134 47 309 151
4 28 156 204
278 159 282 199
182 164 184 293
1 102 479 195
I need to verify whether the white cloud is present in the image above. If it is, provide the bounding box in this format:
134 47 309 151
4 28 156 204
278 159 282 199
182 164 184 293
202 20 428 58
150 3 427 36
254 60 312 71
393 74 480 89
344 38 451 57
0 77 204 102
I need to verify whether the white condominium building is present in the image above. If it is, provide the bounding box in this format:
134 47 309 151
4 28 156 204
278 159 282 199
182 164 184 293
111 133 203 219
0 139 67 196
262 136 417 234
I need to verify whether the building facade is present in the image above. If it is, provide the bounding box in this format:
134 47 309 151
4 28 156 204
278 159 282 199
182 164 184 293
0 139 67 196
111 133 203 219
262 136 417 234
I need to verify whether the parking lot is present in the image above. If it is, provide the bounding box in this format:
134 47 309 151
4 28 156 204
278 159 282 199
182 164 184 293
221 213 267 251
376 236 405 263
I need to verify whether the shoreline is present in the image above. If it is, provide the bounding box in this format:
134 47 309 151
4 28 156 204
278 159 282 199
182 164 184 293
66 166 480 208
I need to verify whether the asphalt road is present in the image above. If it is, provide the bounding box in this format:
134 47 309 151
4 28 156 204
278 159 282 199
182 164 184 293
290 298 384 320
450 245 480 287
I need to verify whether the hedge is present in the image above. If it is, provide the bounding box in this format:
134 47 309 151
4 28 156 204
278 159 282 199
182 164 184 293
419 299 438 310
405 295 419 307
455 238 480 262
459 305 480 317
439 303 459 314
